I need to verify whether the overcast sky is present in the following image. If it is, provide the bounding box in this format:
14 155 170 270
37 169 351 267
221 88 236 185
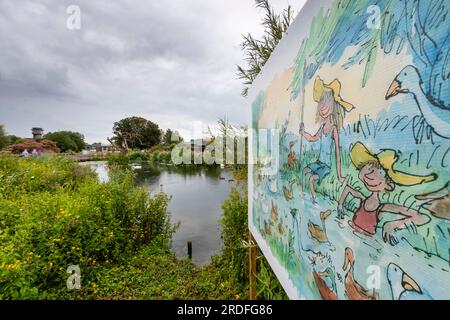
0 0 305 143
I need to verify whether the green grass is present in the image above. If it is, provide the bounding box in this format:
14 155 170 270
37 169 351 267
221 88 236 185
49 244 242 300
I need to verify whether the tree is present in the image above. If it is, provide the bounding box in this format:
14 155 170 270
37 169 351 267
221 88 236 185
44 131 85 152
237 0 294 96
6 135 23 145
0 124 7 150
163 129 173 145
112 117 161 150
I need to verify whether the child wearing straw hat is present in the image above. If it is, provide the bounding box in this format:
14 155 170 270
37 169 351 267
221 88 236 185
337 141 436 245
300 76 354 203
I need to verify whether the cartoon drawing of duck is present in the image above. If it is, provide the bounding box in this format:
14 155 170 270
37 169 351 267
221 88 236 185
287 140 297 167
282 179 296 201
313 267 338 300
264 220 271 237
270 200 278 222
342 248 379 300
387 263 431 300
386 65 450 139
277 218 284 236
307 210 332 243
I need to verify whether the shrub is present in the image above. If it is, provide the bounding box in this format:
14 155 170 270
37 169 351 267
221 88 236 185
128 151 151 162
215 187 249 291
106 152 129 166
7 139 60 154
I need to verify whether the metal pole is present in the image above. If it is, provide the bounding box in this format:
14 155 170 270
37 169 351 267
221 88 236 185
187 241 192 260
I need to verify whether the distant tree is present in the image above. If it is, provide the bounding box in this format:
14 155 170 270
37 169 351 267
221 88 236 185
237 0 294 96
6 135 23 145
112 117 161 150
163 129 173 145
0 124 7 150
44 131 85 152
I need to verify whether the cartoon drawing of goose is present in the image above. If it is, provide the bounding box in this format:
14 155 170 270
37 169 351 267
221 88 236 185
307 209 332 243
387 263 431 300
342 248 379 300
313 267 338 300
415 182 450 221
385 65 450 139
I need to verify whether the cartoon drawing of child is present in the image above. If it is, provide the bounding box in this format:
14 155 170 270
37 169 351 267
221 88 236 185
300 77 354 203
337 142 436 245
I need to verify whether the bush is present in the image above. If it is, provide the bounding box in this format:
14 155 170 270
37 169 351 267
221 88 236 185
128 151 150 162
7 139 60 154
106 153 129 166
0 154 175 299
216 188 249 290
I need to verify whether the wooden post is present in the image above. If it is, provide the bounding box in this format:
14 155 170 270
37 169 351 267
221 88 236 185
248 231 257 300
187 241 192 260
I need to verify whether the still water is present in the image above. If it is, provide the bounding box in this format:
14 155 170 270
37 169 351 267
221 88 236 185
83 162 232 265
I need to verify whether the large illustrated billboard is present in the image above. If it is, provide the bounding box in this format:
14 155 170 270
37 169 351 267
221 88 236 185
248 0 450 300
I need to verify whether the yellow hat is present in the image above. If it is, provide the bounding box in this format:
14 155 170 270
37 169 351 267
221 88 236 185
313 76 355 112
350 142 436 186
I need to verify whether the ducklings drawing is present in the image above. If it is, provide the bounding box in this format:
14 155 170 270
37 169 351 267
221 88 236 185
250 0 450 300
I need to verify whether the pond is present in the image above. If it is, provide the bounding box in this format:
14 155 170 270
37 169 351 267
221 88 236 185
81 161 232 265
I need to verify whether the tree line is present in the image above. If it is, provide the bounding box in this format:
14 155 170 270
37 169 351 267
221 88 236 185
0 117 178 153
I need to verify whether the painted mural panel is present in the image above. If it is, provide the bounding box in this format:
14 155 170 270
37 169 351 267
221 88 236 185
249 0 450 300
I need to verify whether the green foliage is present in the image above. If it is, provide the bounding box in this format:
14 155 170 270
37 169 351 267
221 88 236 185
256 259 288 300
150 150 172 164
0 154 175 299
48 244 241 300
237 0 294 96
128 151 151 162
112 117 161 150
216 187 249 290
163 129 173 145
44 131 85 153
6 135 24 146
107 152 130 166
0 125 7 150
